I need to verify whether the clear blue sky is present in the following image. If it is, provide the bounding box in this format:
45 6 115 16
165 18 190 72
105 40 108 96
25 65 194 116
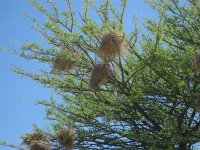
0 0 156 149
0 1 52 149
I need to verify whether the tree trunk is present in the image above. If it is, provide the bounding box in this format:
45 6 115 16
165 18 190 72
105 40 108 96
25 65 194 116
179 143 187 150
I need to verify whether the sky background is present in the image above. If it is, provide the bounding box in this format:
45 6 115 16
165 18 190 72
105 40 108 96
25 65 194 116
0 0 158 149
0 1 52 149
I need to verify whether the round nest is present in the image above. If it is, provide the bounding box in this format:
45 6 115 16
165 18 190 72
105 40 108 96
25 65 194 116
90 63 112 90
194 50 200 71
52 50 76 72
98 31 125 60
55 128 75 149
22 131 48 146
52 56 75 71
29 141 50 150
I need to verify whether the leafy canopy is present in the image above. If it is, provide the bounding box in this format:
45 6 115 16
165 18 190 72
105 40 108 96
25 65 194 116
1 0 200 149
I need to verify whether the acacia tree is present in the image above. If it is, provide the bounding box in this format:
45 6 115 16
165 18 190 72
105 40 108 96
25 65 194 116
1 0 200 149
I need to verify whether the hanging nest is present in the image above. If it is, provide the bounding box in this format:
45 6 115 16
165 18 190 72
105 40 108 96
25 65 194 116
90 63 112 90
22 130 49 150
29 140 50 150
98 31 126 60
55 128 75 150
22 130 48 146
193 50 200 71
52 50 76 73
52 56 75 71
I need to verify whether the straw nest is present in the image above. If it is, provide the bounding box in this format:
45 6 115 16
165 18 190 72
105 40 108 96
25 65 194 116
52 50 76 72
22 131 49 150
52 56 75 71
55 128 75 149
98 31 126 60
90 63 112 90
22 131 48 145
29 141 50 150
193 50 200 71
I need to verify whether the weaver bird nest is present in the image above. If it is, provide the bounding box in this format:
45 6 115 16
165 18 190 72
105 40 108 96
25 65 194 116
55 128 75 150
52 50 76 72
90 63 112 90
29 141 50 150
193 50 200 71
22 131 49 150
98 31 126 60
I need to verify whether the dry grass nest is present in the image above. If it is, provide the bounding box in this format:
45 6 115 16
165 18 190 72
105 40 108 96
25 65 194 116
90 63 112 90
52 50 76 72
22 131 49 150
52 56 75 71
55 128 75 149
98 31 126 60
29 140 50 150
22 131 48 145
193 50 200 71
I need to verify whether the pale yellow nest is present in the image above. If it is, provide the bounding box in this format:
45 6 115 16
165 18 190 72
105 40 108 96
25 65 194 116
29 140 50 150
98 32 126 60
55 128 75 149
22 131 48 146
90 63 112 90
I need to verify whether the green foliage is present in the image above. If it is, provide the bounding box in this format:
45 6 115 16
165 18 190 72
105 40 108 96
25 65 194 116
1 0 200 149
0 141 23 150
